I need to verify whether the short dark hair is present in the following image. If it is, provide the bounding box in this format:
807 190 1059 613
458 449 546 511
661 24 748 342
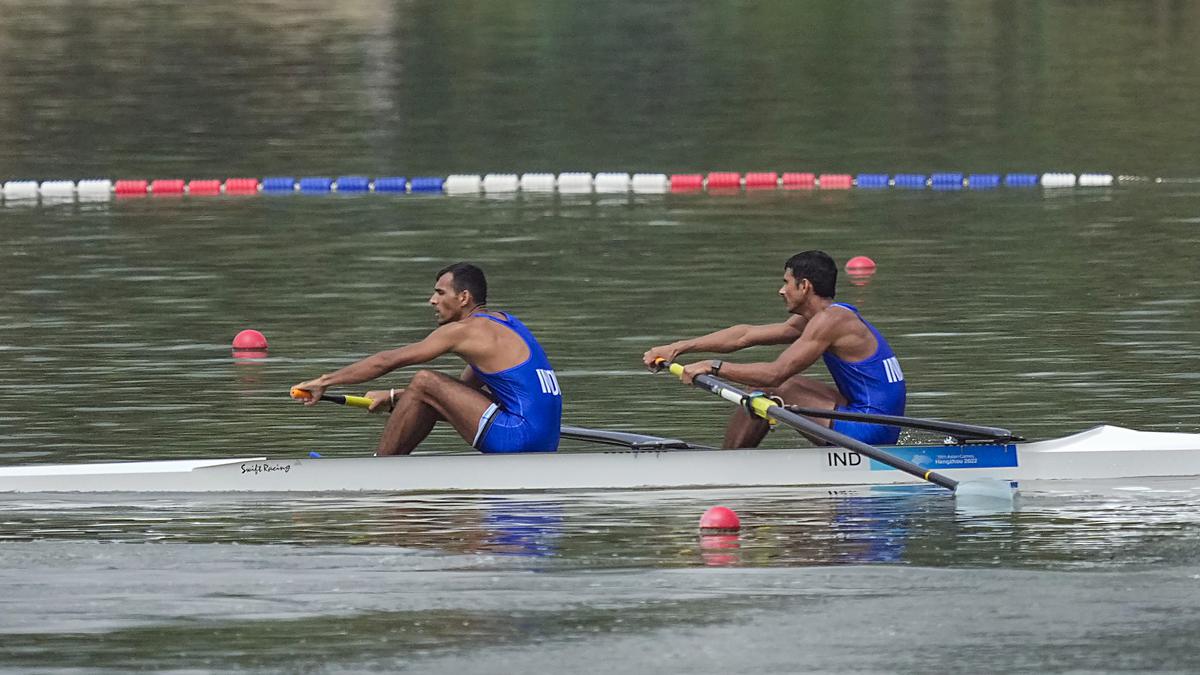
784 250 837 298
436 262 488 304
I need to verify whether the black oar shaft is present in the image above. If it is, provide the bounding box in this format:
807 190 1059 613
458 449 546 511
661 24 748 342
762 393 958 490
675 364 959 491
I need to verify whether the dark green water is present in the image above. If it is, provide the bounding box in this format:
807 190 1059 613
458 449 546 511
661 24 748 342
2 1 1200 672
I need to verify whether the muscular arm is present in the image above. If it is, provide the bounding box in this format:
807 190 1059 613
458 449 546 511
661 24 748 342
299 323 466 392
644 315 806 367
680 314 835 388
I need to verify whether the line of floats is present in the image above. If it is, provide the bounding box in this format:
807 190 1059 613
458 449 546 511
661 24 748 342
0 171 1181 203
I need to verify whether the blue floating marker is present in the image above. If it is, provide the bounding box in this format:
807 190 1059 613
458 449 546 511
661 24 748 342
299 177 333 193
409 177 445 193
261 176 296 192
855 174 890 189
931 173 964 190
968 174 1000 189
894 174 927 189
374 176 408 193
1004 173 1038 187
335 176 370 192
308 451 322 458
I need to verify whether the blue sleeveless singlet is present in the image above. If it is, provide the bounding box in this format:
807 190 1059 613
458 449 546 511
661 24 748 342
821 303 906 444
469 312 562 453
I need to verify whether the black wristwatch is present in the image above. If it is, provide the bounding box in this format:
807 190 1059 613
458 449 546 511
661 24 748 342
710 359 723 377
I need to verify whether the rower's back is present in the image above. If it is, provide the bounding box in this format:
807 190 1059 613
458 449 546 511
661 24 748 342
821 302 906 418
467 311 562 451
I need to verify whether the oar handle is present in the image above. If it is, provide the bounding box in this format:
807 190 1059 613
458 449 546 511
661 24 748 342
290 387 373 409
661 360 752 408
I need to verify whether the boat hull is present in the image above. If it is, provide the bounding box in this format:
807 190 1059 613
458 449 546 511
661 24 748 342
0 425 1198 493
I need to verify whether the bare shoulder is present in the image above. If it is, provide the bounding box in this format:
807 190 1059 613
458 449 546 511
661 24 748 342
451 313 508 349
428 319 473 345
461 312 506 337
806 304 856 336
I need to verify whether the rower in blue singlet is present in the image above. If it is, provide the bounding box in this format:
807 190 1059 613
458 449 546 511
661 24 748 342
293 262 563 456
644 250 908 449
470 312 563 453
822 303 906 445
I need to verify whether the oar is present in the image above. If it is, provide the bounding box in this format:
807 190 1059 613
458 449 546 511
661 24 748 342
657 360 1015 500
290 387 373 409
780 406 1021 442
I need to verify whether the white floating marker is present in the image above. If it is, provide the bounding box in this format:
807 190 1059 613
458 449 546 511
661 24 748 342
76 179 114 200
443 174 482 194
1040 172 1076 188
482 173 519 192
556 172 593 194
1078 173 1114 187
3 180 39 200
631 173 669 194
519 173 556 192
39 180 76 198
594 172 631 193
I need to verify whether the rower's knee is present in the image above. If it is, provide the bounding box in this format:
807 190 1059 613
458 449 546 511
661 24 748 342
730 406 767 425
408 367 453 398
775 378 841 410
408 369 446 392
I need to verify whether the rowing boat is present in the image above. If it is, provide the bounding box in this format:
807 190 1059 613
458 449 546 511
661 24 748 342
0 425 1197 493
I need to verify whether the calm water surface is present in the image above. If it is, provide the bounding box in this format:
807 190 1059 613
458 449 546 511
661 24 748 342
2 1 1200 672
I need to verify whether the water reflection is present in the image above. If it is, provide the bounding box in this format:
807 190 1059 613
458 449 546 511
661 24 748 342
844 270 875 287
1 482 1196 570
280 496 564 559
827 493 914 564
481 500 563 557
698 533 741 567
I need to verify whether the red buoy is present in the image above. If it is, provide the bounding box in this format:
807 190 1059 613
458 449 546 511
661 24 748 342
818 174 853 190
232 329 268 351
744 172 779 189
114 179 149 195
670 174 704 191
187 179 222 195
845 255 877 273
705 172 741 190
699 506 741 532
150 179 185 195
224 178 259 194
846 255 877 286
781 172 816 190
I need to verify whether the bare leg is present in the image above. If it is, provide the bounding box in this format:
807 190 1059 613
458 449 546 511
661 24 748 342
377 370 496 456
722 374 847 448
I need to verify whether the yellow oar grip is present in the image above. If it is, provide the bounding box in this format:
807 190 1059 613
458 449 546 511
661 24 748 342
343 395 373 408
666 361 684 377
290 387 374 409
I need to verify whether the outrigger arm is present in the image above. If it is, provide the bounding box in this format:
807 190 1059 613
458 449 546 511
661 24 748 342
559 426 713 451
